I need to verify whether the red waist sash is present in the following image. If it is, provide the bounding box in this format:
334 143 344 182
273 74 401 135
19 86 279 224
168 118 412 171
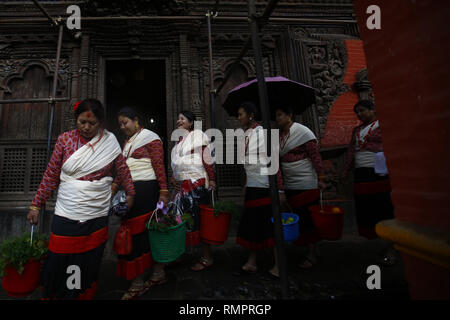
122 212 152 235
354 179 391 195
49 226 109 254
286 189 319 208
180 178 206 195
244 197 272 208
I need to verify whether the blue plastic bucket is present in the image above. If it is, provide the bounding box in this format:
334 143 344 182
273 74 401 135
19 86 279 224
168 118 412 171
272 213 300 242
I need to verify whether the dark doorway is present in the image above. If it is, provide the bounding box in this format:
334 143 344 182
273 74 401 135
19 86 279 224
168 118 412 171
105 60 166 149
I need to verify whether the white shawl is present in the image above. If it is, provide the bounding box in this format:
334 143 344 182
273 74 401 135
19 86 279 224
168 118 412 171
55 129 122 222
123 128 161 181
244 125 270 188
355 120 379 168
171 130 209 186
280 122 318 190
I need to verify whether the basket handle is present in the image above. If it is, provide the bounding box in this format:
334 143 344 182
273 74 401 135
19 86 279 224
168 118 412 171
147 208 160 229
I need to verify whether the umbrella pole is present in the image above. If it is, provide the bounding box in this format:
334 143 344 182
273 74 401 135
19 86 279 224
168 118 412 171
207 10 218 202
248 0 288 299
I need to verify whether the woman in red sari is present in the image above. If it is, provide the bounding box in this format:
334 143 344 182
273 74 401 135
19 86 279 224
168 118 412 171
115 107 170 300
27 99 135 300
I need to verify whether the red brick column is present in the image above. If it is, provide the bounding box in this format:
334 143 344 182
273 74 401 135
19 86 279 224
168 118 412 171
321 40 367 148
353 0 450 299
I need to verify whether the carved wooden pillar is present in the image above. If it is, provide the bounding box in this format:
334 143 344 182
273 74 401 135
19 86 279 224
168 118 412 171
179 34 190 111
353 68 373 102
79 35 90 99
67 47 80 130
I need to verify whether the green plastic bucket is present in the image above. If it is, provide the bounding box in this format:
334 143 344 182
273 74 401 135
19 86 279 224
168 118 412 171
147 221 186 263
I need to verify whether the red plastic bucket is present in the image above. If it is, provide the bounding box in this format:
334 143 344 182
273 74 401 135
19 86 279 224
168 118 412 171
1 258 42 298
309 205 345 240
199 205 232 245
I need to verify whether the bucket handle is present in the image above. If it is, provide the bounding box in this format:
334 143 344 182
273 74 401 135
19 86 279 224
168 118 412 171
320 189 323 211
30 225 34 247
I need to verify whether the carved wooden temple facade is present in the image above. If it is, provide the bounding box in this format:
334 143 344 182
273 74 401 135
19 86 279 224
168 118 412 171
0 1 369 218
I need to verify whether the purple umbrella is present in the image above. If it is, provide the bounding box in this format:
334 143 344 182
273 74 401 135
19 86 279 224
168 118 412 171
222 76 316 119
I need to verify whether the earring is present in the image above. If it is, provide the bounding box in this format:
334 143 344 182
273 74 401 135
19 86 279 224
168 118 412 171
135 123 139 129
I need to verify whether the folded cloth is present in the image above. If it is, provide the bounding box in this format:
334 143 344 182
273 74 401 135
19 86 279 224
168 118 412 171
374 152 389 176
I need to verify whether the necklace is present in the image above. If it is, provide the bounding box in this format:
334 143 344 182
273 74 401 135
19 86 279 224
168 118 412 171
77 130 102 152
125 128 143 158
177 130 191 157
280 122 293 150
244 122 259 154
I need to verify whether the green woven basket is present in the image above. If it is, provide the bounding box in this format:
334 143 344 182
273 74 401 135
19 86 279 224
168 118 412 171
147 221 186 263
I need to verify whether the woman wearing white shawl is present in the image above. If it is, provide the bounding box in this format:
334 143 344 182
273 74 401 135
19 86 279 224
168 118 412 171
235 102 281 276
116 107 169 299
27 99 135 300
170 110 216 272
273 105 326 272
341 100 396 265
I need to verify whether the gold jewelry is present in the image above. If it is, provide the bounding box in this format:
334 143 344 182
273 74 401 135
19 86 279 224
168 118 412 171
29 206 40 211
135 123 139 129
160 189 169 193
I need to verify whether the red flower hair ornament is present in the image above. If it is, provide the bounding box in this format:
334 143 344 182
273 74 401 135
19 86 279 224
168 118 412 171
73 101 81 112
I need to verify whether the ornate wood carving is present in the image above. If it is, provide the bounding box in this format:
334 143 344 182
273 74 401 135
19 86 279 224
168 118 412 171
279 27 349 138
353 68 373 101
81 0 189 16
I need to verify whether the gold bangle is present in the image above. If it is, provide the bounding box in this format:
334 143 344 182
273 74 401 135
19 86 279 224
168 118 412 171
160 189 169 193
29 206 40 211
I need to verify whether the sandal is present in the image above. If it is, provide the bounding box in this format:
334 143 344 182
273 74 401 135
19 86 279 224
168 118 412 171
241 263 258 274
191 257 214 271
139 273 168 296
121 284 145 300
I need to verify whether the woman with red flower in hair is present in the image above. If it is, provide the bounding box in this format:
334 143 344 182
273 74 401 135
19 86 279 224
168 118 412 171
27 99 135 300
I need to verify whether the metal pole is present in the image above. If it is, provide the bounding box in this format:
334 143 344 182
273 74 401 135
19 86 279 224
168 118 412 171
30 0 58 27
216 0 281 96
207 10 218 201
0 97 69 104
248 0 288 299
39 23 63 230
0 16 357 24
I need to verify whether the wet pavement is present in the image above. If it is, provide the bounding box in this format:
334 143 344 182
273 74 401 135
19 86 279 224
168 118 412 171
94 236 409 300
0 201 410 300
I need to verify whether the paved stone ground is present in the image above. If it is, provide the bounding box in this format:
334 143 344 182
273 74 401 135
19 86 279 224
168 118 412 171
0 200 410 300
94 236 409 300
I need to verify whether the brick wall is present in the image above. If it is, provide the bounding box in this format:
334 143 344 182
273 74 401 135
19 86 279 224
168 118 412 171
321 40 367 148
353 0 450 300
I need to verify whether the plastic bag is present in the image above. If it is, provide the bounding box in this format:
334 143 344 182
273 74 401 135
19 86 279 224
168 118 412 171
173 182 209 232
109 190 128 217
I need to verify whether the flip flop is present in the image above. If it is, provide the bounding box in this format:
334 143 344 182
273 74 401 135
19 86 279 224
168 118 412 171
241 263 258 274
190 257 214 271
121 285 145 300
138 276 168 296
259 269 279 281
